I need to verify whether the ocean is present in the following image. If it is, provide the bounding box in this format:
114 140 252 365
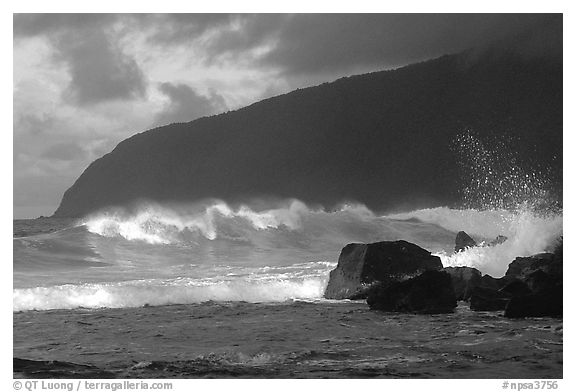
13 201 563 378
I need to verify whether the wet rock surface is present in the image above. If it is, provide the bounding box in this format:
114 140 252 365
366 270 457 314
324 240 442 300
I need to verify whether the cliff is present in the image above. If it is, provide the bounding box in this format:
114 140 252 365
54 48 562 217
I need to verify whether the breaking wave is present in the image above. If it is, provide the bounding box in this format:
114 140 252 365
16 128 563 312
82 200 562 277
389 207 562 276
13 275 329 312
83 200 312 244
14 201 562 312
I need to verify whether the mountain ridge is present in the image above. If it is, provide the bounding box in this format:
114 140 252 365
54 48 562 217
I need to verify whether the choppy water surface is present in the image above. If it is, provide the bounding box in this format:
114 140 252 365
13 201 562 310
13 302 563 378
13 202 562 378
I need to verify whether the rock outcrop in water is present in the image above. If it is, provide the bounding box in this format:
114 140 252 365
504 240 563 318
454 231 508 253
499 280 532 297
469 286 511 311
505 253 561 279
13 358 114 378
325 234 562 317
469 271 561 313
525 270 556 293
504 285 563 318
469 279 529 311
366 270 457 314
442 266 482 301
477 274 510 291
53 46 562 218
455 231 477 252
490 235 508 247
324 240 443 300
467 238 563 316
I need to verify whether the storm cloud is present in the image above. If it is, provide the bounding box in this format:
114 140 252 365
14 14 147 106
13 13 562 218
56 30 147 105
136 13 561 75
154 82 227 126
14 14 561 95
13 13 115 37
260 14 561 74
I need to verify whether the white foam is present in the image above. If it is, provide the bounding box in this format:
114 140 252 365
424 208 563 276
83 200 313 244
33 199 561 311
388 207 521 238
13 276 328 311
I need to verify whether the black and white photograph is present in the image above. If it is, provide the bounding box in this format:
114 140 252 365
11 7 567 383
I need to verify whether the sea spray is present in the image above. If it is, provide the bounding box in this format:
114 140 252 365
16 130 563 314
431 130 563 276
452 130 560 213
83 200 311 244
15 198 561 311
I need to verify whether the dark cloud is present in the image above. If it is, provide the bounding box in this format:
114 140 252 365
154 82 227 126
122 13 561 76
14 14 561 98
202 15 286 58
252 14 561 75
14 14 116 37
140 14 285 65
140 14 236 44
14 14 147 106
54 29 147 105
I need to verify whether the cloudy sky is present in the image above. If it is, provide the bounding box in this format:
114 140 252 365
13 13 559 218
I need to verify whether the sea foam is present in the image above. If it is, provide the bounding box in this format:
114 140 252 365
388 206 562 276
13 275 329 311
83 200 311 244
16 196 561 311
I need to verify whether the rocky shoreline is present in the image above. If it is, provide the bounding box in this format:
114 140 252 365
324 233 562 318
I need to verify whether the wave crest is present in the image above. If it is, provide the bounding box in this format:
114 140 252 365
83 200 312 244
16 198 562 311
390 207 562 276
82 200 562 277
13 275 329 311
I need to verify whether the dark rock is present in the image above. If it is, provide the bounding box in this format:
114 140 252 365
469 277 531 311
366 270 457 314
13 357 115 378
469 286 510 311
455 232 507 253
525 270 556 293
503 243 563 318
442 266 482 301
455 231 477 252
478 274 511 291
504 285 563 318
470 245 564 316
324 240 443 300
505 253 560 279
552 237 562 261
489 235 508 246
498 280 532 298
